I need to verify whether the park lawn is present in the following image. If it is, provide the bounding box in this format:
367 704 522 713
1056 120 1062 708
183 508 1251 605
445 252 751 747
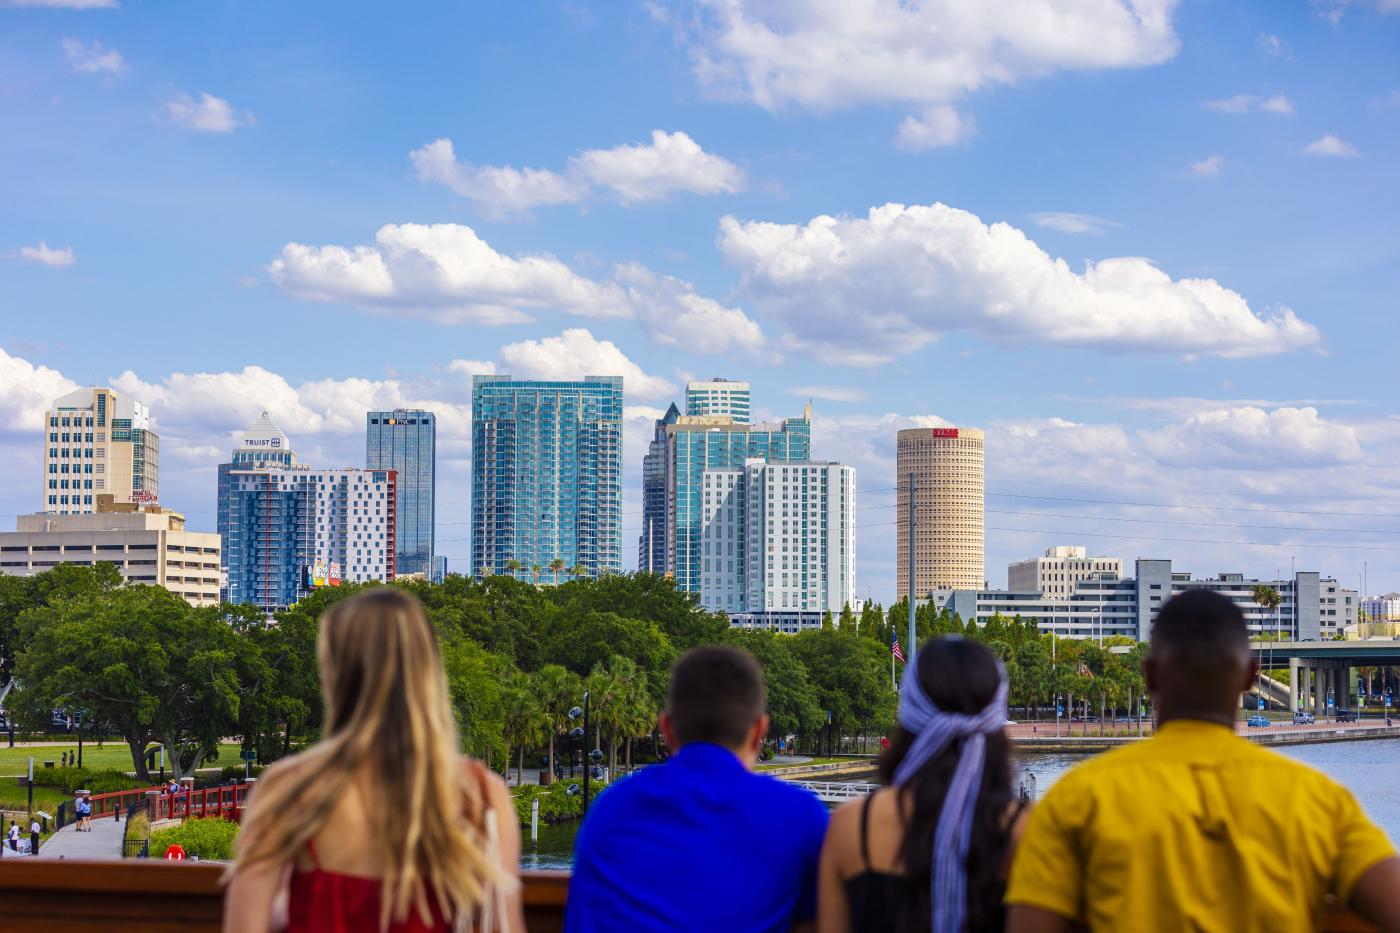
0 742 244 776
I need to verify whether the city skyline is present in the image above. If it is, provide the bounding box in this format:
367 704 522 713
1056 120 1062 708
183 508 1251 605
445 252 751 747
3 3 1399 603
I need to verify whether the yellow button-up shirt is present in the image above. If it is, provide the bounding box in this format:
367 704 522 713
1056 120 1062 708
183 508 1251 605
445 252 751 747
1006 720 1396 932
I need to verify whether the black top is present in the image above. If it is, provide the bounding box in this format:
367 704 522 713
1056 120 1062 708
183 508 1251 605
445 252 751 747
841 794 1021 933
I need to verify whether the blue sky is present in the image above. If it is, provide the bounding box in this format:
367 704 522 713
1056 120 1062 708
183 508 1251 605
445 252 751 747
3 0 1399 603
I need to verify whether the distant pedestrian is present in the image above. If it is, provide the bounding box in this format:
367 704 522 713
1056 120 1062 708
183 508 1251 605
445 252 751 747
75 794 91 831
30 818 40 856
7 821 18 852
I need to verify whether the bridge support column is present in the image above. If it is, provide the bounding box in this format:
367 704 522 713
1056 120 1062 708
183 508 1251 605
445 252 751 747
1314 665 1325 715
1288 659 1299 711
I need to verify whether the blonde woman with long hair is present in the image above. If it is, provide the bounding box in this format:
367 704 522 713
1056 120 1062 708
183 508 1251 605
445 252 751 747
226 587 523 933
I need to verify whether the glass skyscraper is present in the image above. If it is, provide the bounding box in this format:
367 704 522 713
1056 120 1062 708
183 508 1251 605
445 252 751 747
472 375 622 580
217 411 297 600
638 402 679 574
665 405 811 594
367 409 436 578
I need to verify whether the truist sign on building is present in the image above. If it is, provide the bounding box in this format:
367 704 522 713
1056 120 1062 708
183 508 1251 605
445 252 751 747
242 435 283 449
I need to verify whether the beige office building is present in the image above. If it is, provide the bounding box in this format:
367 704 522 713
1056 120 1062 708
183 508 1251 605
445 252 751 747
897 427 985 599
0 498 219 606
1008 545 1123 597
43 386 159 515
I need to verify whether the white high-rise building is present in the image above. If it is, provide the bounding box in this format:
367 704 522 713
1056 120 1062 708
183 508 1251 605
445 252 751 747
223 464 396 611
700 459 856 632
43 387 159 515
1008 545 1123 597
686 378 751 424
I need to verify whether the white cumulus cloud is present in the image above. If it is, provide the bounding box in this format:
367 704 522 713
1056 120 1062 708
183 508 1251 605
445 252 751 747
1029 212 1123 236
269 222 763 355
1204 93 1293 114
268 223 630 325
16 242 76 267
164 92 252 133
410 130 743 217
0 347 79 433
1139 406 1363 470
61 37 125 74
493 329 675 400
669 0 1179 144
895 104 976 151
1191 154 1225 176
615 263 765 356
1303 133 1358 157
717 201 1320 365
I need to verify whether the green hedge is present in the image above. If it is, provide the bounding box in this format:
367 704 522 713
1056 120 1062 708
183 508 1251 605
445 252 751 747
511 779 611 826
32 767 147 795
150 817 239 861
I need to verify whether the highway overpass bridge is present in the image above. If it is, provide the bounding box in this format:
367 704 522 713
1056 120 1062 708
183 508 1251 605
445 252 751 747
1252 642 1400 714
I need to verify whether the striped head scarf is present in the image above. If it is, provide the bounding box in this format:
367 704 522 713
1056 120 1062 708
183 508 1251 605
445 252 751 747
891 649 1008 933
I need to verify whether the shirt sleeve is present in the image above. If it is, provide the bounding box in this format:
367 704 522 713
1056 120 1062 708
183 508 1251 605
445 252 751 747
1004 781 1084 920
1330 784 1398 903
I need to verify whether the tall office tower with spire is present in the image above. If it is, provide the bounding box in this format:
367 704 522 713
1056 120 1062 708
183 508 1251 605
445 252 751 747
638 402 680 574
471 375 623 581
685 378 751 424
896 426 985 599
43 387 159 514
663 402 811 594
366 409 436 578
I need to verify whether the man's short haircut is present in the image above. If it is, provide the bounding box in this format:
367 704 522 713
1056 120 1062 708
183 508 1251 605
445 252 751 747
666 645 766 749
1150 589 1249 673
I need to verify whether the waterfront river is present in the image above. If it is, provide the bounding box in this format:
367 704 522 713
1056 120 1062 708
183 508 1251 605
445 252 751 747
520 737 1400 870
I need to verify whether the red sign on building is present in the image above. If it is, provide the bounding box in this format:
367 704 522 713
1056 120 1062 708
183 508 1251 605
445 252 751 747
929 428 960 438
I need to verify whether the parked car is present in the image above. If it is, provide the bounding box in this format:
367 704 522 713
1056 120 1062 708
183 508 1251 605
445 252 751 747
1293 710 1316 725
1335 708 1359 723
1246 715 1271 727
1113 717 1134 724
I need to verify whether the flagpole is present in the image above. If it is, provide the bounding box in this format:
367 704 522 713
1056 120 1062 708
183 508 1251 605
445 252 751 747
892 630 896 690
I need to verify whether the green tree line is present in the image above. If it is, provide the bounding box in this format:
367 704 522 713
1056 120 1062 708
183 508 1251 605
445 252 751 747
0 566 1154 782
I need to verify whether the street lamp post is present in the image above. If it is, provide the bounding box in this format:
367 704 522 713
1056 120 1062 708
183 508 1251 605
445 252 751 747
567 692 603 818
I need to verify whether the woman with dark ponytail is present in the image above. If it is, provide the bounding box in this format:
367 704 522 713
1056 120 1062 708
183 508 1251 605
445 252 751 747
817 637 1027 933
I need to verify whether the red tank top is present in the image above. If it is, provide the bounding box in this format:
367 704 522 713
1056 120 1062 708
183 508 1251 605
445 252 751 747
286 840 453 933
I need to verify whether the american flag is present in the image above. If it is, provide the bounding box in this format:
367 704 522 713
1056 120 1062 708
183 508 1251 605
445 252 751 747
892 634 906 664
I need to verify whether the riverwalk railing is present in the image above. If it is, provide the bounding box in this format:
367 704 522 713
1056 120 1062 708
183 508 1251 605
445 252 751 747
0 860 1378 933
791 781 875 802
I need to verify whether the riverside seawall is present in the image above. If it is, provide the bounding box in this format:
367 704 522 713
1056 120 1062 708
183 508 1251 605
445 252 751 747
1012 722 1400 754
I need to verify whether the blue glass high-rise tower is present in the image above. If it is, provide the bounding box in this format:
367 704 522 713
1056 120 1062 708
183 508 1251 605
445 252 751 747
471 375 622 580
367 409 436 578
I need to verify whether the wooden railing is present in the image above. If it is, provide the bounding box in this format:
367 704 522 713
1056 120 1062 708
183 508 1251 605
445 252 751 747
0 860 1373 932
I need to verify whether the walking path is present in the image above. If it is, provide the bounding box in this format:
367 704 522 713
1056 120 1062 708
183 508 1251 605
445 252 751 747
33 818 124 860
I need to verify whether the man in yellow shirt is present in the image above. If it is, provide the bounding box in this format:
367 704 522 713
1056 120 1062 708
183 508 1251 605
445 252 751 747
1007 589 1400 933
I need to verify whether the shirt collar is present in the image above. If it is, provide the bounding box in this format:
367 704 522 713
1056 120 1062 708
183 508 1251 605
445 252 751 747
1155 718 1237 740
672 741 750 775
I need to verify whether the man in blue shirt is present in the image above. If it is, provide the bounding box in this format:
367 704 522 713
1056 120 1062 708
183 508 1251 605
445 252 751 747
566 645 829 932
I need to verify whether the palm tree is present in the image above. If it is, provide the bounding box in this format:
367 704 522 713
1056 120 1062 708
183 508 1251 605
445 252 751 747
548 558 566 585
1253 584 1283 709
500 673 546 787
531 664 582 782
530 563 542 586
504 558 522 580
570 563 587 581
